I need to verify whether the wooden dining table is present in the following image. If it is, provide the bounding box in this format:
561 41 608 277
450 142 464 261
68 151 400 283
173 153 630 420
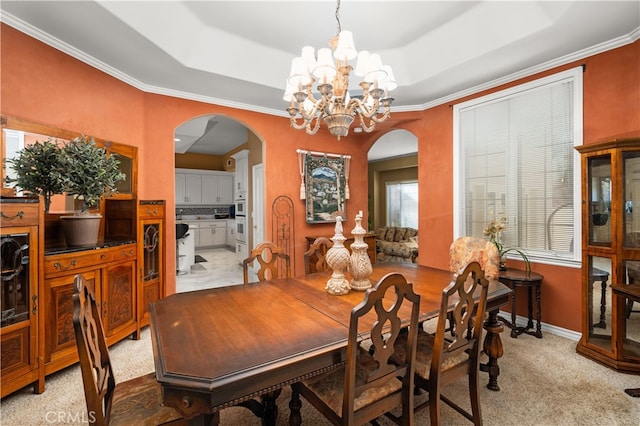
149 262 512 425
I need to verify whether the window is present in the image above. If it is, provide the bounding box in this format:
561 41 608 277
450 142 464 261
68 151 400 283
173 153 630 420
453 67 583 266
386 181 418 228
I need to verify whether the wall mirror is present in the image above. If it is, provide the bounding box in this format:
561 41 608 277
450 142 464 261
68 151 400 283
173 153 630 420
2 115 137 210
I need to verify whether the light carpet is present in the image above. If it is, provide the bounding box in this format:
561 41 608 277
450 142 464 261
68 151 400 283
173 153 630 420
1 326 638 425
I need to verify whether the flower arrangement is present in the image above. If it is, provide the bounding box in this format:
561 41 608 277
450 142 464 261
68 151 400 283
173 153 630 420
483 211 531 272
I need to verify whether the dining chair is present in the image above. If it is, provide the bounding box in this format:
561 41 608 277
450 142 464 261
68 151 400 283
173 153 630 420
304 236 333 274
72 274 189 426
290 272 421 426
388 261 490 426
242 241 291 284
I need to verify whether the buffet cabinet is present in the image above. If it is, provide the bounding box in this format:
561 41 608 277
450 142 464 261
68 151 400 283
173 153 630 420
43 242 138 376
576 138 640 373
0 198 44 397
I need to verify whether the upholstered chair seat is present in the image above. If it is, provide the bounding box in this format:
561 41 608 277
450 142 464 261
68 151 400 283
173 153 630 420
300 349 403 416
109 373 184 425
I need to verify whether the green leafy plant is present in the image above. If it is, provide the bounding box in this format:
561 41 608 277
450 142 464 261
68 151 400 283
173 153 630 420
483 211 531 273
4 138 66 213
59 135 125 213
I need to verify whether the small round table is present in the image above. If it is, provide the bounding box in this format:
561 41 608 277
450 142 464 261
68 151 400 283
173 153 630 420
498 268 544 338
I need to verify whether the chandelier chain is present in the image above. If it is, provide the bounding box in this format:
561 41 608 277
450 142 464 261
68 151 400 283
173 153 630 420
335 0 341 35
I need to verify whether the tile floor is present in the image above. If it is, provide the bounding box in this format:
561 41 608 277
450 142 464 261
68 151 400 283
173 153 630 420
176 247 257 293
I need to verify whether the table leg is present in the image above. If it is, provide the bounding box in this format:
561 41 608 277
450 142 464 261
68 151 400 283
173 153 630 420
510 287 518 338
289 387 302 426
481 309 504 391
261 389 282 426
534 283 543 338
527 286 534 329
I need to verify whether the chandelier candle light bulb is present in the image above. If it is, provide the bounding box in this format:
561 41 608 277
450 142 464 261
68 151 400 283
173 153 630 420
284 0 395 140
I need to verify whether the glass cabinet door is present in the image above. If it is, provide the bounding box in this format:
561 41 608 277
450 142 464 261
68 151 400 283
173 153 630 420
142 223 160 282
587 255 612 352
588 155 612 246
1 233 30 327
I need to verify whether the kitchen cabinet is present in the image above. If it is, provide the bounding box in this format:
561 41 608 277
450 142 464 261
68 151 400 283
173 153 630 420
576 138 640 373
231 150 249 200
43 243 138 377
196 221 227 247
0 198 44 397
175 172 202 205
137 201 165 327
202 173 234 205
227 219 235 246
176 169 233 206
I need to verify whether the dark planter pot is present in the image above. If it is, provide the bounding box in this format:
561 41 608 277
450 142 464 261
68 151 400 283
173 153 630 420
60 214 102 247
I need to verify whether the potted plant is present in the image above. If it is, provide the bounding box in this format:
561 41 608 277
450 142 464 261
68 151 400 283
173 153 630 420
484 211 531 273
4 138 66 213
58 135 124 247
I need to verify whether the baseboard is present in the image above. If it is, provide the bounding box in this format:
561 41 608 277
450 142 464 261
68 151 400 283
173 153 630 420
510 314 581 341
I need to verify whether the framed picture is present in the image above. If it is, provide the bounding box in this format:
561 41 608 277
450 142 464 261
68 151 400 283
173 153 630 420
304 153 347 223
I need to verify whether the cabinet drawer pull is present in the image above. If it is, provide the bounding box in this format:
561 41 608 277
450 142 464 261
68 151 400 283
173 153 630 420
146 208 159 216
121 249 134 258
32 295 38 315
181 396 192 409
54 259 77 270
1 210 24 220
100 254 106 259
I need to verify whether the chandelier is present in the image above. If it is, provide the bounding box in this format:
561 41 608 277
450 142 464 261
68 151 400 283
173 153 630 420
284 0 396 140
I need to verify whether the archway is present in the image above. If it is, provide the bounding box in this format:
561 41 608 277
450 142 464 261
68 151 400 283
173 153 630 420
173 114 264 287
367 129 418 231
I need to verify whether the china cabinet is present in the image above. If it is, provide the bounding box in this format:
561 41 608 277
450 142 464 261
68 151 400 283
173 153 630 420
576 138 640 373
137 200 165 327
0 197 44 397
0 116 168 397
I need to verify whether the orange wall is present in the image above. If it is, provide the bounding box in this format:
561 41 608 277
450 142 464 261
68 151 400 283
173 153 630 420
2 24 639 332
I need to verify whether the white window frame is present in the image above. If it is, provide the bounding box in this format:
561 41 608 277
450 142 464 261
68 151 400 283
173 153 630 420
453 67 583 268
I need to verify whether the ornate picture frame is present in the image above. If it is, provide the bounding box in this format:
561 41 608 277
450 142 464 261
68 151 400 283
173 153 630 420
304 153 347 223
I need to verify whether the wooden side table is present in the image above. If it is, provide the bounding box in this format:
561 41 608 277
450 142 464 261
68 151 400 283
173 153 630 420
610 283 640 398
498 268 544 338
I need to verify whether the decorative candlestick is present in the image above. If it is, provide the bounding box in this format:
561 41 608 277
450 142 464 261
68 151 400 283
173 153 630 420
349 210 372 291
325 216 351 295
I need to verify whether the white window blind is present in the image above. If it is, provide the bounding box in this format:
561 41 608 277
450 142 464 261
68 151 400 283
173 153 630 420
454 67 582 265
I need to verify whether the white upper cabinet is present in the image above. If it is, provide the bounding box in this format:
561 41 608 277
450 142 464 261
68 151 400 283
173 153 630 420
176 169 233 206
202 174 233 205
175 172 202 205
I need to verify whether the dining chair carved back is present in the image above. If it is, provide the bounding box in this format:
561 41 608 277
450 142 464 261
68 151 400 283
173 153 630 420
290 272 421 426
242 241 291 284
390 261 490 426
304 236 333 274
72 275 187 426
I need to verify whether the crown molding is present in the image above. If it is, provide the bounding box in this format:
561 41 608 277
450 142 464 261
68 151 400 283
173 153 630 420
3 12 638 119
